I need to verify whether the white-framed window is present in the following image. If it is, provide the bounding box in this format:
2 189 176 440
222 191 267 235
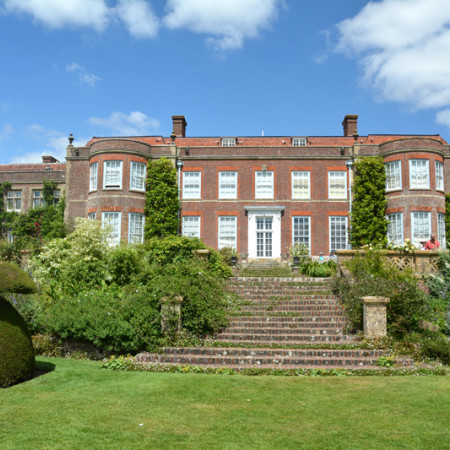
6 190 21 212
183 172 201 199
219 172 237 199
292 137 307 147
130 162 146 191
53 189 61 205
129 213 145 244
255 171 274 199
89 162 98 191
329 216 348 251
409 160 429 189
435 161 444 191
292 171 310 199
292 216 311 252
88 212 96 220
438 213 446 249
6 229 14 243
222 138 236 147
385 161 402 191
218 216 237 249
328 172 347 199
182 216 200 238
102 211 121 246
411 212 431 248
32 190 44 209
387 213 403 245
103 161 123 189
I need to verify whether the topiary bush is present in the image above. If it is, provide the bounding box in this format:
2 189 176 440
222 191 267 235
0 295 35 387
0 262 37 295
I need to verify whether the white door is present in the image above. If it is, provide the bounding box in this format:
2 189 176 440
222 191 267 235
256 217 273 258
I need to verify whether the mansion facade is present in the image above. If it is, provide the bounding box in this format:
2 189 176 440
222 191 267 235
1 115 448 257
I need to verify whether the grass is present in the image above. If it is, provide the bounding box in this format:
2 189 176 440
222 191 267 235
1 358 449 449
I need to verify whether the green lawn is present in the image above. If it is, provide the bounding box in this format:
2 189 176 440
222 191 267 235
1 358 449 449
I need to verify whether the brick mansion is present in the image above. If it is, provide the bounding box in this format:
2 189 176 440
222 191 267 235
1 114 448 258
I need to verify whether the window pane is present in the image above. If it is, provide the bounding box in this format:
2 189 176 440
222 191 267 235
411 212 430 248
130 162 146 191
129 213 145 244
182 216 200 238
385 161 401 191
438 213 446 249
387 213 403 245
292 172 310 199
435 161 444 191
218 216 237 249
219 172 237 199
329 216 347 251
410 160 429 189
328 172 347 199
222 138 236 146
292 137 306 147
90 162 98 191
255 171 274 199
6 190 21 211
292 217 310 250
183 172 201 199
102 212 121 246
104 161 122 188
32 190 44 209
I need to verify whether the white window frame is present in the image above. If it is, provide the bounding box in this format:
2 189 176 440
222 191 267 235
411 212 431 248
103 161 123 189
386 213 403 245
292 171 310 199
385 161 402 191
182 216 200 238
222 138 236 147
90 162 98 191
438 213 446 249
328 172 347 199
130 162 146 191
292 216 311 252
32 190 44 209
218 216 237 249
409 159 429 189
128 213 145 244
329 216 348 251
435 161 444 191
292 137 307 147
255 171 274 199
6 190 21 212
88 212 96 220
102 211 121 246
183 172 201 199
219 172 237 199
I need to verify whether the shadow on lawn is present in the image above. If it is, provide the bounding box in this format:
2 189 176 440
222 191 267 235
34 360 56 379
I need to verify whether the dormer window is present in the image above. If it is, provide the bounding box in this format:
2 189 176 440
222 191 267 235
292 137 307 147
222 138 236 147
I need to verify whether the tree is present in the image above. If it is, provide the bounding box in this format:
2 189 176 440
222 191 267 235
144 158 179 239
349 156 388 248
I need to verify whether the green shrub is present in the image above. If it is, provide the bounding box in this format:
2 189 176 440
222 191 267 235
300 260 336 278
419 333 450 364
107 245 143 286
332 250 428 335
0 295 35 387
0 262 37 294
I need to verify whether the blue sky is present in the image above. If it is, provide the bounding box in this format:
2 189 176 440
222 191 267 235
1 0 450 164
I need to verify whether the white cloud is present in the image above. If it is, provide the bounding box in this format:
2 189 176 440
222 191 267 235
335 0 450 126
115 0 159 38
436 109 450 127
65 62 101 87
2 0 111 31
163 0 281 51
89 111 160 135
0 123 14 141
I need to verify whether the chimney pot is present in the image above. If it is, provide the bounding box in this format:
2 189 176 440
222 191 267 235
172 115 187 138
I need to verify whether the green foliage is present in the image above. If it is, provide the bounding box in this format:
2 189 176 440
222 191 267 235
145 235 232 278
419 332 450 364
375 355 395 367
446 194 450 246
144 158 179 239
333 250 429 335
350 157 388 248
300 260 336 278
107 245 143 286
290 243 310 257
0 262 37 294
239 266 293 277
0 295 35 387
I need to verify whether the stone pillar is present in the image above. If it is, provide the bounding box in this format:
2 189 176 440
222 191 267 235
362 296 390 338
160 296 184 336
195 249 210 260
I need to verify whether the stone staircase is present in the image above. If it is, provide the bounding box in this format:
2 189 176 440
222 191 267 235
137 277 411 370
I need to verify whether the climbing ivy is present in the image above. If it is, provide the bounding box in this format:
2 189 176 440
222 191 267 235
446 194 450 246
144 158 179 239
349 156 388 248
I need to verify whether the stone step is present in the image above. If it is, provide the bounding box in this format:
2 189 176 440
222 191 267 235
218 327 345 336
225 324 347 332
215 333 353 343
229 318 347 326
240 305 345 313
239 298 340 305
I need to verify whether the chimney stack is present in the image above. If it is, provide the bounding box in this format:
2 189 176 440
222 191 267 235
342 115 358 137
42 155 58 163
172 115 187 138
